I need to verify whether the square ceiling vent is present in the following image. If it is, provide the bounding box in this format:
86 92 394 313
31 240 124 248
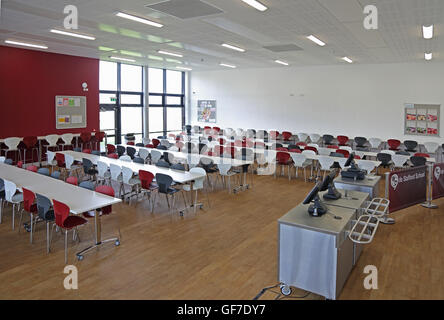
263 44 303 52
146 0 223 19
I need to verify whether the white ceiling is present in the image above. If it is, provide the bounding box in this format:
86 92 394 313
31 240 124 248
0 0 443 71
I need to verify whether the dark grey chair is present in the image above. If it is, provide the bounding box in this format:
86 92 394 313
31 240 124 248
126 146 137 159
154 173 184 214
82 158 98 179
156 145 168 150
116 145 126 157
133 157 145 164
37 168 50 176
410 156 426 167
136 143 145 147
322 134 334 145
354 137 368 151
404 140 418 153
36 194 55 253
156 160 171 168
377 153 392 168
73 148 82 152
4 159 13 165
171 163 185 171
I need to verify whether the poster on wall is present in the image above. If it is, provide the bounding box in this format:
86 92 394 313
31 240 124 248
404 103 440 137
55 95 87 129
197 100 217 123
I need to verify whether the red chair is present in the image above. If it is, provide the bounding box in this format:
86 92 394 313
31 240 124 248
127 142 135 146
26 165 38 172
276 152 292 179
276 147 289 151
337 136 349 146
138 170 158 211
327 145 339 150
213 127 221 133
19 188 38 243
83 185 118 221
82 149 92 154
387 139 401 151
305 146 318 154
282 131 292 141
106 144 116 155
296 142 307 147
145 144 154 149
52 200 88 263
414 153 430 158
93 132 106 151
354 155 361 159
17 161 23 168
66 176 78 186
55 153 65 168
152 139 160 148
336 149 350 158
108 153 119 159
22 136 39 166
80 132 92 150
269 131 279 140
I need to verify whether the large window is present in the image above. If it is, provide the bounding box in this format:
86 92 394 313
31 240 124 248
99 61 143 144
148 68 185 139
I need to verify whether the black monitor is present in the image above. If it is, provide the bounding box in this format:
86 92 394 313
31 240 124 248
302 182 328 217
322 170 342 200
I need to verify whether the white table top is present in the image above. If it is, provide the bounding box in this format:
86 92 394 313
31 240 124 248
0 133 82 143
60 151 205 184
121 145 255 167
0 163 121 214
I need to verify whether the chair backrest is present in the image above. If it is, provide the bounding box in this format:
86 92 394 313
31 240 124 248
307 143 319 149
424 142 439 153
110 164 122 180
107 144 116 154
4 180 18 202
108 153 119 159
354 137 367 147
302 150 316 157
95 186 115 215
297 133 309 142
82 158 94 173
139 170 155 189
155 173 173 194
356 160 376 174
51 171 61 179
392 154 409 167
403 140 418 151
26 165 38 172
171 163 185 171
156 145 168 150
410 156 426 167
116 145 126 156
22 188 36 213
4 137 22 150
156 160 171 168
65 154 75 169
36 194 53 221
53 200 70 228
164 152 175 164
387 139 401 150
296 142 307 147
66 176 78 186
276 152 290 164
186 154 201 168
37 168 50 176
322 134 334 144
217 163 232 176
23 136 38 149
122 166 134 184
79 181 95 190
55 153 65 167
94 131 106 142
97 161 109 178
377 153 392 164
282 131 292 141
150 149 162 164
337 135 349 145
152 139 160 148
142 137 151 145
336 149 350 158
369 138 382 148
317 147 332 156
133 157 145 164
318 156 335 170
190 167 206 189
414 153 430 158
80 132 92 143
61 133 74 145
138 148 150 162
290 153 307 166
45 135 59 147
304 146 318 154
309 134 321 143
160 139 170 147
126 146 137 159
119 155 132 162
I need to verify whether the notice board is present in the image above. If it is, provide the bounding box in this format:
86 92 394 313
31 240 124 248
197 100 217 123
55 96 87 129
404 103 440 137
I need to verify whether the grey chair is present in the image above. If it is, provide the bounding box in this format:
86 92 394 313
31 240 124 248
404 140 418 153
79 181 95 190
354 137 368 151
154 173 186 215
126 146 137 159
92 150 101 156
4 159 13 165
171 163 185 171
82 158 98 180
410 156 426 167
133 157 145 164
116 145 126 157
51 171 61 179
322 134 334 145
377 153 392 168
156 160 171 168
37 168 50 176
36 194 55 253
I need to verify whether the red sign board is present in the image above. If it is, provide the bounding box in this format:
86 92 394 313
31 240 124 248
388 166 427 213
432 163 444 200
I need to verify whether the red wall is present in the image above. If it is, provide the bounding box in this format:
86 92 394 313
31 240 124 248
0 45 99 139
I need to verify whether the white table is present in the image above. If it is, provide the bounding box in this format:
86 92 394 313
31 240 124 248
0 162 121 259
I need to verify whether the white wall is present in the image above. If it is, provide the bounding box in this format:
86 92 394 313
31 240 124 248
189 62 444 144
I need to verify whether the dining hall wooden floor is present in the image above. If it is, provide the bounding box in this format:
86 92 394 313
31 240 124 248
1 170 444 300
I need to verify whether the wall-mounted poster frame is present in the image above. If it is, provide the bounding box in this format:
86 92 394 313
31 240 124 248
404 103 440 137
197 100 217 123
55 96 87 129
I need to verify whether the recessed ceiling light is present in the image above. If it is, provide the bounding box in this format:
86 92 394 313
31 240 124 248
4 40 48 49
274 60 289 66
50 29 95 40
307 35 326 47
222 43 245 52
425 52 433 61
422 25 434 39
241 0 268 12
116 12 163 28
342 57 353 63
158 50 183 58
110 56 136 62
176 66 192 71
220 63 236 68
